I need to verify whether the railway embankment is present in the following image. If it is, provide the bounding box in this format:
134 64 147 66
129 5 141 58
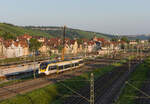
116 58 150 104
0 59 123 104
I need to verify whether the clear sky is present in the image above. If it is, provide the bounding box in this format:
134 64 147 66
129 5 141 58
0 0 150 35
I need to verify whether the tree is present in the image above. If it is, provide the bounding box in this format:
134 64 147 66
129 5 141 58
29 38 41 52
121 36 129 43
2 32 16 40
58 45 63 53
121 44 125 49
148 38 150 43
111 38 118 42
136 39 140 43
77 39 83 45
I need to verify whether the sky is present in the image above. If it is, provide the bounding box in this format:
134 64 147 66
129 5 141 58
0 0 150 35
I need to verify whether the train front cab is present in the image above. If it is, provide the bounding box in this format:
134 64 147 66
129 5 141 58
38 62 48 75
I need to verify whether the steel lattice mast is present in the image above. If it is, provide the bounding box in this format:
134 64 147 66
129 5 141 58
90 73 94 104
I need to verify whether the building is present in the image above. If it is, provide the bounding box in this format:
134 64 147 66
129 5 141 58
3 40 29 58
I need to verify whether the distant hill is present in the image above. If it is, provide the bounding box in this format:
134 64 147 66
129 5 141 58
0 23 53 39
24 26 113 40
125 34 150 40
0 23 113 40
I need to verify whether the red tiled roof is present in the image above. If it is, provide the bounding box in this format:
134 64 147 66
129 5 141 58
3 39 13 48
82 38 88 42
101 41 110 47
14 41 19 47
19 40 28 48
118 41 126 44
3 39 28 48
47 38 62 48
88 41 95 45
70 40 76 44
18 34 32 40
96 38 105 42
23 34 32 39
0 37 4 42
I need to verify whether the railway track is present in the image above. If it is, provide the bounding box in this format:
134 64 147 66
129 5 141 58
0 51 146 102
0 58 119 101
63 60 140 104
135 71 150 104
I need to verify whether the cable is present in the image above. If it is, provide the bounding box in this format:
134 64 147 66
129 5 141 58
0 86 34 104
57 80 90 102
126 81 150 99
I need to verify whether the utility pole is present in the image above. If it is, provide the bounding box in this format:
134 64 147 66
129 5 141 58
90 73 94 104
136 45 138 62
33 50 36 79
128 57 130 72
61 25 66 61
140 46 142 63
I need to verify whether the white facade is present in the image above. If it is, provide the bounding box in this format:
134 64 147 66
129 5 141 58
3 44 24 58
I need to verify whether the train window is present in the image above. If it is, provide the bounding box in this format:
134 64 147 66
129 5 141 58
59 66 63 70
51 66 57 70
64 64 71 69
48 66 51 71
48 65 57 70
79 61 83 64
73 64 75 67
75 63 79 66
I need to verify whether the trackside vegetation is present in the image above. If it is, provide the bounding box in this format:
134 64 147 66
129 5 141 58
0 61 124 104
116 58 150 104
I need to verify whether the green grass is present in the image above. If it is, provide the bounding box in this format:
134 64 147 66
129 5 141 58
0 62 121 104
116 58 150 104
112 62 122 67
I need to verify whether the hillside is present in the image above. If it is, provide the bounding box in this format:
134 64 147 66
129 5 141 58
24 26 113 39
0 23 53 39
0 23 112 40
126 34 150 40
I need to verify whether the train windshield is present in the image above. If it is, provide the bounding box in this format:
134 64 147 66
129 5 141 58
40 63 49 69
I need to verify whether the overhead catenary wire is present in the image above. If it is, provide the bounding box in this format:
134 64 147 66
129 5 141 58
56 80 90 102
125 81 150 99
0 86 34 104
